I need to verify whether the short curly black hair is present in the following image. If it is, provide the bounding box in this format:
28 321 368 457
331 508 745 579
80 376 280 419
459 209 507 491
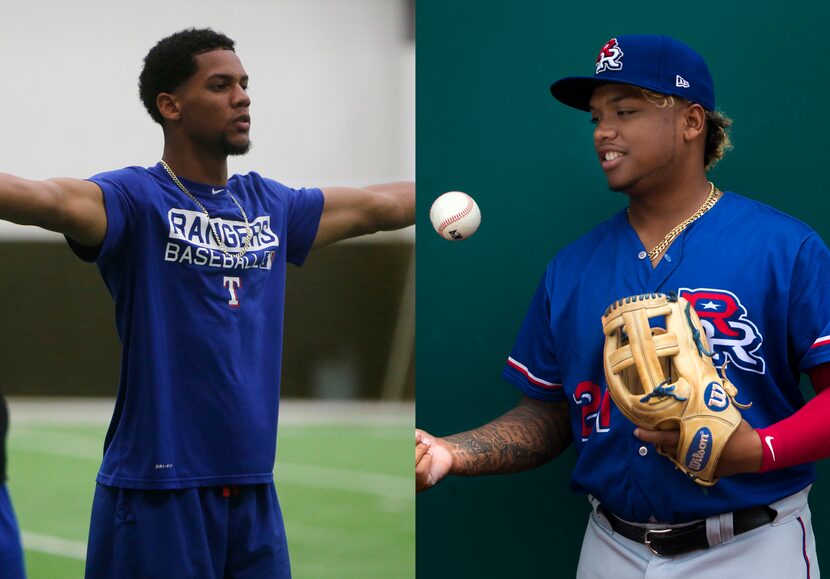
139 28 236 125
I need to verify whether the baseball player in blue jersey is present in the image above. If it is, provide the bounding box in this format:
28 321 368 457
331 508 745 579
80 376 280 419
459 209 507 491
0 28 413 578
417 34 830 577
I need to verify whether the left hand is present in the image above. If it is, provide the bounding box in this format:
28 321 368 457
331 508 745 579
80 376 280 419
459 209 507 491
634 419 763 477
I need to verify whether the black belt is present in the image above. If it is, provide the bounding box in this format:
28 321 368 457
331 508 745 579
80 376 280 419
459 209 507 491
598 504 777 557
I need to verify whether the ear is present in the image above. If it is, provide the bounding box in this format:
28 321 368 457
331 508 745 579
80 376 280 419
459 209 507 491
156 92 181 122
681 103 706 142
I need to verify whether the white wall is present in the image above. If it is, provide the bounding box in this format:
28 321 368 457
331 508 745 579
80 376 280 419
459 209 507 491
0 0 414 240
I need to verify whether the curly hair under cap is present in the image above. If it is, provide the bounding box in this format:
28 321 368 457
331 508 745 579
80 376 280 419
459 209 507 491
702 110 732 170
139 28 236 125
640 89 733 170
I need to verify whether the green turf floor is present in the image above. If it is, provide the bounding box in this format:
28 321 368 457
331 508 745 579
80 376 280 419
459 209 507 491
7 414 414 578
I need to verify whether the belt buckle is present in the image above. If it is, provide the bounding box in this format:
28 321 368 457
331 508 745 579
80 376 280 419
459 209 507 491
644 528 673 556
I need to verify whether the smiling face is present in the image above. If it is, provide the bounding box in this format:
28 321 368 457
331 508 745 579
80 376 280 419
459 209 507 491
164 49 252 156
589 84 689 194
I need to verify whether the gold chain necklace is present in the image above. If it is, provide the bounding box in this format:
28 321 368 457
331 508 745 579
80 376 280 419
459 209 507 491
160 160 253 258
633 181 721 262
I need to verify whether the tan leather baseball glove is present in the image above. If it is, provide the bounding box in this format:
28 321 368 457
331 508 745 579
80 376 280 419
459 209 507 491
602 292 751 486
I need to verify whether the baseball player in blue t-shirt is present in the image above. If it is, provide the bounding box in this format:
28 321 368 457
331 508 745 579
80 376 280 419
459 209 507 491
417 35 830 577
0 28 413 578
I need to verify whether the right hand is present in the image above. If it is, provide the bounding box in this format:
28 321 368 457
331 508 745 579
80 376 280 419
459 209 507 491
416 429 454 492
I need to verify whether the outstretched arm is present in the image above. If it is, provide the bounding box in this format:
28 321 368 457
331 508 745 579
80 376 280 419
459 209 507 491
313 182 414 249
416 395 572 492
0 173 106 247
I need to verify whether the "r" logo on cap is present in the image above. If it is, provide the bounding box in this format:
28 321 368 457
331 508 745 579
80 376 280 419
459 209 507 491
596 38 624 74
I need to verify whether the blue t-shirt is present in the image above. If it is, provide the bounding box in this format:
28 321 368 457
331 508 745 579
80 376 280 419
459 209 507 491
503 192 830 523
70 163 324 489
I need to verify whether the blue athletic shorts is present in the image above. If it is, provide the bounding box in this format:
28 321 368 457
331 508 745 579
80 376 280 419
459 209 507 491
0 484 25 579
85 483 290 579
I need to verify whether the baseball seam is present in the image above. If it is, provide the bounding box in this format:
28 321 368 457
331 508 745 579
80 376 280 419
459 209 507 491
435 194 474 233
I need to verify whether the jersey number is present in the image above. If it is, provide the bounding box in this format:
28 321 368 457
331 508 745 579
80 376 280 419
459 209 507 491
573 381 611 440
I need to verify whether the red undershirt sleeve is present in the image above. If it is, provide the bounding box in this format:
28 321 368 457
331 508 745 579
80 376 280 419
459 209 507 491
756 362 830 472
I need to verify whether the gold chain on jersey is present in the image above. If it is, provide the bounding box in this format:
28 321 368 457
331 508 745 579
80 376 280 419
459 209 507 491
160 160 253 258
636 181 721 262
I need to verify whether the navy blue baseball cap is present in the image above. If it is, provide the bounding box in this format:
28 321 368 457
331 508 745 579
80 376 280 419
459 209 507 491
550 35 715 111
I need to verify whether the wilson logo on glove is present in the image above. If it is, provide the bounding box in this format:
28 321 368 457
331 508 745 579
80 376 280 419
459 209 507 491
686 427 713 472
704 381 730 412
601 292 752 486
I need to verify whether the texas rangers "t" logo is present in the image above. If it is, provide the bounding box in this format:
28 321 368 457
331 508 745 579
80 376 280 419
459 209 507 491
224 276 241 308
596 38 624 74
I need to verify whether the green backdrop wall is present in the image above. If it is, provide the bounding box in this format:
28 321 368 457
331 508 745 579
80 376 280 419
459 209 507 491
416 1 830 577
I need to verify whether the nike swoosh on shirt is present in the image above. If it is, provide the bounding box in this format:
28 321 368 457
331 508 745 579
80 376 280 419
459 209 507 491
211 188 225 195
764 436 776 462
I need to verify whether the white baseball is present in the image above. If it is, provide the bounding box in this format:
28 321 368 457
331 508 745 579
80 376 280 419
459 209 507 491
429 191 481 241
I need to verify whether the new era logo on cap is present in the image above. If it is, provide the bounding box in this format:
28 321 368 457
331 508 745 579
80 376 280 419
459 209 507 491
550 35 716 112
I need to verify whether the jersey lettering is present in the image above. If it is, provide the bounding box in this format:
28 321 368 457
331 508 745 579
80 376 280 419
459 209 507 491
164 242 274 271
680 288 766 374
167 209 279 252
573 381 611 440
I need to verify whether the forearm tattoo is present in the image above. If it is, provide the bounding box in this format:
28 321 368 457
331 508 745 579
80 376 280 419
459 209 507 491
444 399 572 476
